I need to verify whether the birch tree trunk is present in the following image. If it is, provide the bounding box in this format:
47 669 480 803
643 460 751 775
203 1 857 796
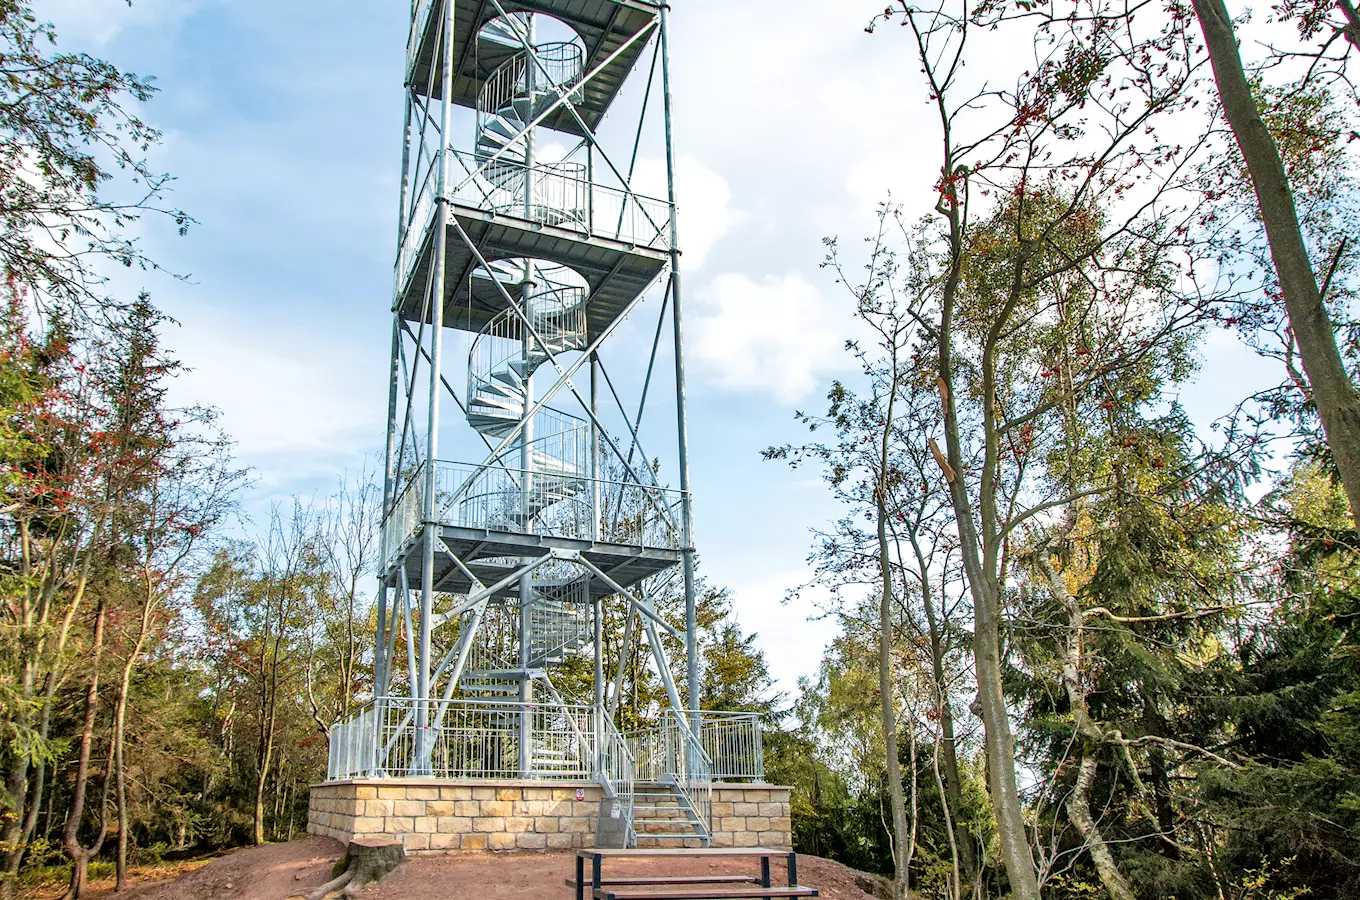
1194 0 1360 526
1040 556 1137 900
62 598 111 900
876 347 914 900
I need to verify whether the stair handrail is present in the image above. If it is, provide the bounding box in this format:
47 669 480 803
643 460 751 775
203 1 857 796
598 713 636 839
662 709 713 837
466 286 587 417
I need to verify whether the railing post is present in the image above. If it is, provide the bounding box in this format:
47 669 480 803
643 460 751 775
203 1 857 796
754 717 764 781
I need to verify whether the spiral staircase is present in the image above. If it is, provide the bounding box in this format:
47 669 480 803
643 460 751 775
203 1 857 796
474 14 587 228
456 14 595 775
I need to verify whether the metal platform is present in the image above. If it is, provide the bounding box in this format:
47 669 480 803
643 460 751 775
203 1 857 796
408 0 660 136
398 203 669 339
385 524 683 598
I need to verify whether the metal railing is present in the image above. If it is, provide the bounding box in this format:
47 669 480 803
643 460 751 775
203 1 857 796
628 711 764 782
677 717 712 836
698 711 765 781
396 154 673 300
325 703 757 843
637 710 711 833
406 0 436 79
381 461 684 566
328 697 597 781
598 713 636 822
449 152 671 249
467 291 588 416
477 44 584 128
327 703 381 781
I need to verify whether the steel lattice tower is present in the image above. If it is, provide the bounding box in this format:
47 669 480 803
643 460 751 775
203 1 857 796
369 0 711 845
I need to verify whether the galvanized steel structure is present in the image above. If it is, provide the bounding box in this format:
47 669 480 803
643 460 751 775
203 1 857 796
324 0 762 847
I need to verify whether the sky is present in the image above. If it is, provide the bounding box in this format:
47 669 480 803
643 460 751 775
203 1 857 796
40 0 1277 700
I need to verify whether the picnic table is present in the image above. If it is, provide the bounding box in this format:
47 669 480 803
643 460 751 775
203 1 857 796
569 848 818 900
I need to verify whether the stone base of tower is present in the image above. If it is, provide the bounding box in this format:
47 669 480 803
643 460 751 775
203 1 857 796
307 780 792 854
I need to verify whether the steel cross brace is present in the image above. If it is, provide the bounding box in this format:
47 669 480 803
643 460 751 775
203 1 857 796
434 216 672 518
384 550 558 750
485 0 666 238
572 554 680 641
445 13 659 199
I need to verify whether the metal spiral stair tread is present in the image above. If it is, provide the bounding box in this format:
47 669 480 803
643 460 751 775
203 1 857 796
458 24 594 741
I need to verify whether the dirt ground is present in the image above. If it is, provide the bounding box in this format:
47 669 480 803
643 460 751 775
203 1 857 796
110 836 886 900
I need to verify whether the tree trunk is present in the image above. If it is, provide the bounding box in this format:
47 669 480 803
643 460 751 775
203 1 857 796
915 556 978 889
939 366 1040 900
308 838 406 900
254 731 273 846
4 517 106 896
114 584 154 892
1194 0 1360 527
877 510 913 900
1066 756 1137 900
62 598 111 900
876 358 913 900
1041 556 1137 900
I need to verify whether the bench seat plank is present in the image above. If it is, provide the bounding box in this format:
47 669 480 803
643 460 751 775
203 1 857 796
592 888 818 900
567 877 763 888
578 848 791 857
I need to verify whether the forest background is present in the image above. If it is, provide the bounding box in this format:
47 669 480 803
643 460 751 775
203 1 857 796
1 1 1359 900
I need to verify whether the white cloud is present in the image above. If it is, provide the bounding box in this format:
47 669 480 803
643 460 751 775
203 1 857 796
44 0 204 46
721 568 849 697
690 271 849 404
632 155 736 271
163 310 382 462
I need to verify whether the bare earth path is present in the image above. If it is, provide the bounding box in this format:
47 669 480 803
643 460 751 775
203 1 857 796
115 837 885 900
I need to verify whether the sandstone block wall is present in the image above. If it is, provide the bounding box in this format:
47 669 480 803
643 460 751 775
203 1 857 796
307 780 792 854
709 786 792 850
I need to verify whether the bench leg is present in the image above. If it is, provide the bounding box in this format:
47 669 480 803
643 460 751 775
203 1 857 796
593 853 603 898
788 852 798 887
576 855 584 900
761 858 771 888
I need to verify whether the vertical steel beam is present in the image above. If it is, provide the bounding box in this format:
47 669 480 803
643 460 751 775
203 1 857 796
518 279 537 777
377 316 402 695
591 353 601 538
378 91 415 705
590 352 604 761
417 0 456 772
517 13 539 777
659 2 700 726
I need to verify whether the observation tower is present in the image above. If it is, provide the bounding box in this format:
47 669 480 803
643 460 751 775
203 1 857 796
315 0 781 852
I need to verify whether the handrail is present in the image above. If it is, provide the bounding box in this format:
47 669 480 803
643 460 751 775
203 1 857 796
661 710 712 836
380 459 684 567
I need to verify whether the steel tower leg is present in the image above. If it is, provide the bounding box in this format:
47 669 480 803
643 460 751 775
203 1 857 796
518 278 536 777
376 320 401 698
517 15 539 776
659 3 700 728
377 85 415 719
417 0 457 774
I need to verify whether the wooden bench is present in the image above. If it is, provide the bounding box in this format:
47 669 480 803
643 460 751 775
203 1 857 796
571 848 817 900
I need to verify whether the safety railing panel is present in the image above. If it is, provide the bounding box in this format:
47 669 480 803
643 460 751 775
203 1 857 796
449 152 672 250
328 697 605 781
381 460 684 567
660 710 712 834
628 712 763 781
395 154 673 300
327 704 380 781
698 711 765 782
407 0 436 79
